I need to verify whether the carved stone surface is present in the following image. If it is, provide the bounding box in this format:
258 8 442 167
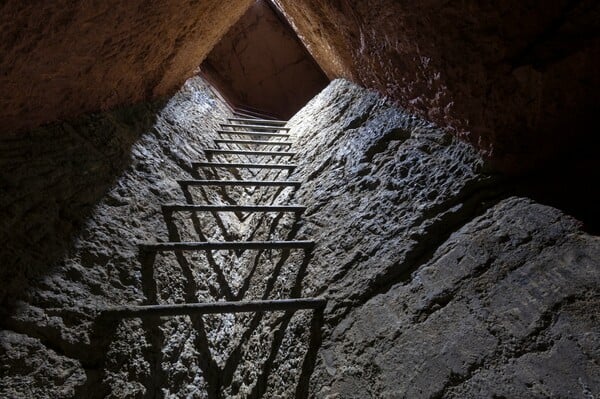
1 78 598 398
0 0 252 133
286 79 600 398
274 0 600 171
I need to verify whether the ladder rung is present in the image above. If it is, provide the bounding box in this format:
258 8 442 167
162 204 306 213
178 180 301 187
140 240 314 252
193 162 296 170
100 298 326 319
221 123 290 131
217 130 290 137
162 204 305 212
228 117 287 125
204 149 296 156
233 111 271 119
214 139 292 146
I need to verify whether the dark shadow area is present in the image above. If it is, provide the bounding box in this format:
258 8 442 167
160 215 222 398
1 300 125 398
294 308 324 399
138 251 169 399
510 129 600 235
71 315 122 398
0 99 166 315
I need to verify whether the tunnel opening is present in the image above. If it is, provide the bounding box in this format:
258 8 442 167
199 0 330 120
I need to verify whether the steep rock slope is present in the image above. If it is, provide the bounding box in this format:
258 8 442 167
0 76 320 398
284 80 600 398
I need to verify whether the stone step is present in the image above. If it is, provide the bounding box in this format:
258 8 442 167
193 162 296 170
100 298 326 319
162 204 306 213
139 240 314 252
217 130 290 137
214 139 292 146
228 117 287 125
204 149 296 157
178 179 301 187
220 123 290 131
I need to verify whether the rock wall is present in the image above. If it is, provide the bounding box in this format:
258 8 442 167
0 76 235 397
201 0 329 119
0 0 252 133
285 79 600 397
0 75 318 398
273 0 600 171
0 96 161 307
1 78 598 398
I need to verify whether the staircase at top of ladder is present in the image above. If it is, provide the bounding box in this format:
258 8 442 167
98 112 326 394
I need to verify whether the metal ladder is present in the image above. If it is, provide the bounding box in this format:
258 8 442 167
100 116 325 347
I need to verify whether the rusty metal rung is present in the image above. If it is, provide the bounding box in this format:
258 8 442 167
193 162 297 170
139 240 314 252
217 130 290 137
228 117 287 125
214 139 292 146
204 149 296 156
162 204 306 213
100 298 326 319
178 179 301 187
220 123 290 131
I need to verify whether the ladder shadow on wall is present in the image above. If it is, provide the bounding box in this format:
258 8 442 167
178 183 291 234
132 190 322 396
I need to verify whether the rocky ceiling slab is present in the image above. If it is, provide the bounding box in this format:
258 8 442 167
272 0 600 171
0 0 253 133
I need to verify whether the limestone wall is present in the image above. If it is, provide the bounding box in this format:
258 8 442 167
273 0 600 171
0 0 252 133
0 78 598 398
286 79 600 398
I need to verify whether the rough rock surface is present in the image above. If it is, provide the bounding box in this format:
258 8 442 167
0 0 252 133
0 76 235 397
0 96 161 306
3 0 598 172
1 78 598 398
273 0 600 171
0 75 319 398
308 198 600 398
202 0 328 119
283 79 600 397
